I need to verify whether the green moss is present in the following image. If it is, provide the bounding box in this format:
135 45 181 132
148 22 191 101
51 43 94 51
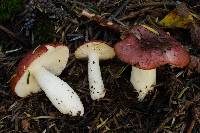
0 0 23 22
33 19 55 46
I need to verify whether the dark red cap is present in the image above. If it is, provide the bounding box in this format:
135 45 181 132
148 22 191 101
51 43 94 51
114 25 190 69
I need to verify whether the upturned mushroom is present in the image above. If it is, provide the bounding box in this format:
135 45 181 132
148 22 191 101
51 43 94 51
114 25 190 101
75 41 115 100
10 44 84 116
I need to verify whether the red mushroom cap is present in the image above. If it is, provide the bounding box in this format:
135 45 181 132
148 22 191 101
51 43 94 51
114 25 190 69
10 43 69 97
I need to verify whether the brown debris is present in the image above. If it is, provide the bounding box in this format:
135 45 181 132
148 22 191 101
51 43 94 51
154 93 200 133
190 23 200 49
0 25 29 49
176 3 191 17
119 7 153 21
188 55 200 73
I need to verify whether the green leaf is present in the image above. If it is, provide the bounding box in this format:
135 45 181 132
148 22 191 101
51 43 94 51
27 71 30 84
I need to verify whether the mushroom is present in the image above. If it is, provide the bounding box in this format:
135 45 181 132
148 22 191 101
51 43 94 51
114 25 190 101
75 41 115 100
10 44 84 116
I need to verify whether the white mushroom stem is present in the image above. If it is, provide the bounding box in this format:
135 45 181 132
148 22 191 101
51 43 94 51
31 66 84 116
130 66 156 101
88 52 105 100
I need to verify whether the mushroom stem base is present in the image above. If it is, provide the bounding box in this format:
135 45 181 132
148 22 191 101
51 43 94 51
31 66 84 116
130 66 156 101
88 53 105 100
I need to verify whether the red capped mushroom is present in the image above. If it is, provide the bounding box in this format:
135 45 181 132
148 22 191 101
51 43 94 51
115 25 190 101
10 44 84 116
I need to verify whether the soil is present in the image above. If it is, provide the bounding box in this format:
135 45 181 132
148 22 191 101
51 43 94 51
0 0 200 132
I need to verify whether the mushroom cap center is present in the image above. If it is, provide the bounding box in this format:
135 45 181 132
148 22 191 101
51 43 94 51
114 25 190 69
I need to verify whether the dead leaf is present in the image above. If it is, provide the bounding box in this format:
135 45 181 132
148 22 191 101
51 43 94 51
158 3 194 29
22 119 30 132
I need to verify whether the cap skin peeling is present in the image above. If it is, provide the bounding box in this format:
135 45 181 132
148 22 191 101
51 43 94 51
75 41 115 100
115 25 190 101
10 43 84 116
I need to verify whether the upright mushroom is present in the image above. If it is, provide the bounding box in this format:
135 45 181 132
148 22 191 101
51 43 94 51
10 44 84 116
75 41 115 100
114 25 190 101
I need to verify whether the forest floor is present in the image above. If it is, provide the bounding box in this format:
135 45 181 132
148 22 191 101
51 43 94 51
0 0 200 132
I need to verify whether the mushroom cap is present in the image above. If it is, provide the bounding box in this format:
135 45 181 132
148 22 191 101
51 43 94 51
114 25 190 69
10 43 69 97
75 41 115 60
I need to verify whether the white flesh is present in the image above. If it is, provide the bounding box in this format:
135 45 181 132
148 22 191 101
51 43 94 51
88 53 105 100
15 45 69 97
31 66 84 116
130 66 156 101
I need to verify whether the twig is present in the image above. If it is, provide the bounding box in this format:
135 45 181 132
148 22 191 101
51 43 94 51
109 0 130 20
186 107 200 133
127 1 176 9
147 89 158 112
0 25 18 39
119 7 153 21
0 25 29 49
81 10 128 32
186 119 196 133
5 47 23 54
